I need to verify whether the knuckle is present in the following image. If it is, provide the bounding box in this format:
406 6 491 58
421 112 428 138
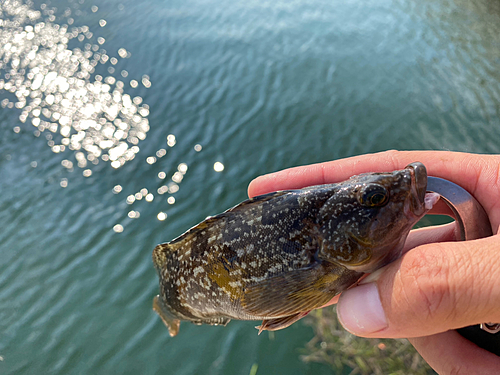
397 245 454 324
448 365 467 375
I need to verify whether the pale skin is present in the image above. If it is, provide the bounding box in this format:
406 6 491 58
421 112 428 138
248 150 500 375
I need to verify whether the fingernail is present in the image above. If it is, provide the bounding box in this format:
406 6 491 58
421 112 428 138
337 283 387 334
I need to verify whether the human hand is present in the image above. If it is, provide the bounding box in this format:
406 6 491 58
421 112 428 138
248 150 500 374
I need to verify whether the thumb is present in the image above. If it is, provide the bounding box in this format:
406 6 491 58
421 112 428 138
336 235 500 338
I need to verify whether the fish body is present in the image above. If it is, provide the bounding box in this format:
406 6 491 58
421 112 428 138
152 162 438 336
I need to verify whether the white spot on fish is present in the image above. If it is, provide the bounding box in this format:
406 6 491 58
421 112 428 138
193 266 204 276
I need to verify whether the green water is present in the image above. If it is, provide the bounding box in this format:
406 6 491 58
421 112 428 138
0 0 499 374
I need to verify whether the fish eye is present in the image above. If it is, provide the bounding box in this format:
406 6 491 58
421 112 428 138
358 184 389 207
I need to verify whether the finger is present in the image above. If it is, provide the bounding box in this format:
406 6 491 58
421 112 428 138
336 235 500 338
247 150 500 227
248 150 476 196
425 198 454 216
249 150 405 196
409 331 500 374
403 222 458 252
321 294 340 308
249 150 499 196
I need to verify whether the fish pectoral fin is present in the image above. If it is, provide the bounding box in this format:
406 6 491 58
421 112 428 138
256 311 311 334
153 295 181 337
241 264 338 318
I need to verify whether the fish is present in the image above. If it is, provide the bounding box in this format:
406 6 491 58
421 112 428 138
152 162 440 336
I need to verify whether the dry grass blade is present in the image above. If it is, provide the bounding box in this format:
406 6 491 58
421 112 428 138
299 307 437 375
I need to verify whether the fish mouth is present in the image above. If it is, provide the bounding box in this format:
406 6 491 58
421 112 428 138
406 162 427 217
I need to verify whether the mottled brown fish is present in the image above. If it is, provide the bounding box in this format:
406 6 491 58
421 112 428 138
152 162 439 336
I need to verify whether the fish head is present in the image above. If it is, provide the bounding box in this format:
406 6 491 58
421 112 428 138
318 162 439 273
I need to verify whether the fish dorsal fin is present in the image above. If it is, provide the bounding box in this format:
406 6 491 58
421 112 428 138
167 191 292 246
226 190 290 212
167 215 220 245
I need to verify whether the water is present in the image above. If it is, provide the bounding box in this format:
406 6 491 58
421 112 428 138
0 0 499 373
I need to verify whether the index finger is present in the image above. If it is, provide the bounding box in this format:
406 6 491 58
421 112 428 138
249 150 481 196
248 150 500 227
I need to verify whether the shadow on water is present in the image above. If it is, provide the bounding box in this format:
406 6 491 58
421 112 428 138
0 0 499 374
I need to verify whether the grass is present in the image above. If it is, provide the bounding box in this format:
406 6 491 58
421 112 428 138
299 307 437 375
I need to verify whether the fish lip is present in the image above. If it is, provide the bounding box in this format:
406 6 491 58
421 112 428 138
406 162 427 217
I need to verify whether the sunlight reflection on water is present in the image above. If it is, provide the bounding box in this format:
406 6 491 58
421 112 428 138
0 0 208 233
0 0 150 171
